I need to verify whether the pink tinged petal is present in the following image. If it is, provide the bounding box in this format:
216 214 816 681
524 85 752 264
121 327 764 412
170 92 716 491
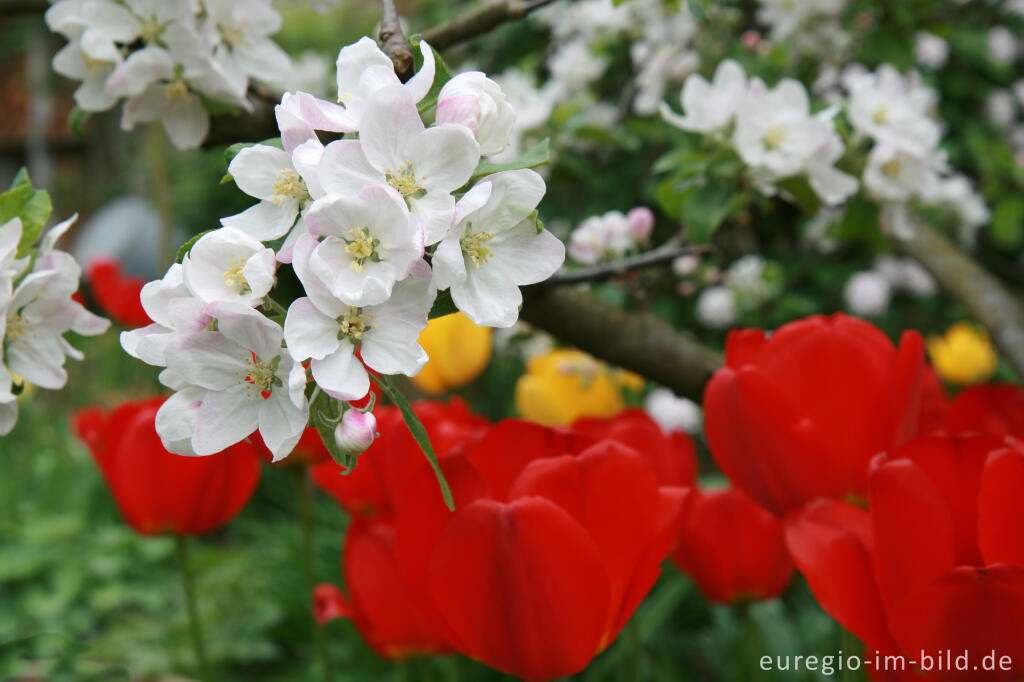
284 297 342 361
221 200 297 241
296 92 358 133
229 145 293 201
436 94 482 133
317 140 382 197
358 85 426 174
192 383 261 455
312 345 369 401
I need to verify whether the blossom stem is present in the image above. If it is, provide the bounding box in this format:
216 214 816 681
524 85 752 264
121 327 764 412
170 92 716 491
262 295 289 319
841 629 858 682
147 123 176 269
175 534 214 682
297 468 334 682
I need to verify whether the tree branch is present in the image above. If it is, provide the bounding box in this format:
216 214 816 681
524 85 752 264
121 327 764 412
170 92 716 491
380 0 415 80
421 0 563 51
898 219 1024 380
519 286 723 401
0 0 47 16
541 240 708 287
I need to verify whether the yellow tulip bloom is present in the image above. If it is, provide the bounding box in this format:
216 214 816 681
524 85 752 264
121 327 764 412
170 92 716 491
927 322 999 385
412 313 493 395
515 349 640 426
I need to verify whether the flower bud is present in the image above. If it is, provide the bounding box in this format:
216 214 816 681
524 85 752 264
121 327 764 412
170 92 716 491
437 72 516 156
626 207 654 241
334 408 377 456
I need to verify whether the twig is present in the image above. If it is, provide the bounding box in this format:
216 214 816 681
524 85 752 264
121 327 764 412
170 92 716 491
380 0 415 80
542 240 707 287
898 218 1024 380
520 286 723 401
421 0 564 51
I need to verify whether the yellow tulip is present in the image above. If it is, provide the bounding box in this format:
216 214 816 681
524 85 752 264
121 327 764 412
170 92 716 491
927 322 999 385
411 313 493 394
515 349 639 426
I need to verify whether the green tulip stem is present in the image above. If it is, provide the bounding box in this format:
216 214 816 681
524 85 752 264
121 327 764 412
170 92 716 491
175 534 214 682
298 468 334 682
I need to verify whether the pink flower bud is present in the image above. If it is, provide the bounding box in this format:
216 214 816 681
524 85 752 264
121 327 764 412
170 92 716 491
626 207 654 241
741 30 761 50
334 408 377 456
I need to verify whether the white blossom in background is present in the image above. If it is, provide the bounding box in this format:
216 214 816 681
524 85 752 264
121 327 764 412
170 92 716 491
644 388 701 435
548 40 609 97
0 216 110 435
988 26 1019 65
46 0 293 149
844 270 892 317
987 90 1017 129
568 209 647 265
862 143 942 203
922 175 991 245
660 60 746 133
915 32 950 69
627 0 700 115
727 254 781 311
672 254 700 277
756 0 846 43
846 66 939 155
488 69 559 164
696 285 737 329
874 256 936 297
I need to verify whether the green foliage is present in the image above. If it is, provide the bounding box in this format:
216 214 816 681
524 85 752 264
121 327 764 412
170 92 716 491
0 169 54 258
174 229 216 264
470 138 551 181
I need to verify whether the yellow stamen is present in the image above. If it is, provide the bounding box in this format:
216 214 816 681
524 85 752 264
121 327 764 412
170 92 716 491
344 227 380 272
762 125 787 150
339 307 376 342
385 161 428 200
882 159 902 177
272 169 308 205
461 228 496 269
223 257 250 294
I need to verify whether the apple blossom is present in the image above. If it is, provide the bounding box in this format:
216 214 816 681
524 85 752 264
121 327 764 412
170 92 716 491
222 144 315 241
161 302 308 459
696 285 737 329
437 72 517 156
298 184 424 308
862 144 941 202
626 207 655 241
316 85 480 245
283 277 432 401
432 170 564 328
660 60 746 134
182 227 277 306
567 210 637 265
203 0 291 93
843 271 892 316
846 65 940 154
644 388 701 435
915 32 950 69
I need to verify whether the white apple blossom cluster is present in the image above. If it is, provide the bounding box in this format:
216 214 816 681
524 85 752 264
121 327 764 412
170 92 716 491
846 65 990 244
46 0 295 149
694 254 782 330
567 207 654 265
843 256 937 318
661 60 860 207
120 36 566 461
756 0 849 56
0 216 110 435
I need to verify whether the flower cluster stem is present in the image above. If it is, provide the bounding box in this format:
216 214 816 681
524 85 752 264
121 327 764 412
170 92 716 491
298 468 334 682
175 534 214 682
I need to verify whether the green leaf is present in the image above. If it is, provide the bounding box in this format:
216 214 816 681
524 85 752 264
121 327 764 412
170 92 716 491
428 289 459 319
470 139 550 181
0 169 53 257
371 374 454 511
174 229 216 264
68 107 91 137
682 180 735 244
991 197 1024 251
687 0 707 21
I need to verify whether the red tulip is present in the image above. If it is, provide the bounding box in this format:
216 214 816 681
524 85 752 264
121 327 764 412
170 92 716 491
786 434 1024 681
311 399 488 516
86 259 151 328
946 384 1024 440
315 515 451 659
571 408 697 488
704 313 925 514
917 365 950 436
394 420 684 681
671 487 794 604
73 397 262 535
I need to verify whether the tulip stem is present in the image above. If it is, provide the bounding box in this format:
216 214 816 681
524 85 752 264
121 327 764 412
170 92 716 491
298 468 334 682
175 535 214 682
841 629 859 682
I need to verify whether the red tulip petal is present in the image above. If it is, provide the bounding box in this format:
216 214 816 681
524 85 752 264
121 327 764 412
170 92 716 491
395 453 491 647
887 565 1024 681
464 419 593 500
312 583 351 625
978 445 1024 567
344 516 449 659
784 500 898 653
947 384 1024 440
869 458 957 608
724 327 767 367
428 497 611 681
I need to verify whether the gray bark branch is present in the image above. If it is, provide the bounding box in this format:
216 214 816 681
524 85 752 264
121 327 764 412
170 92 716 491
420 0 563 50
